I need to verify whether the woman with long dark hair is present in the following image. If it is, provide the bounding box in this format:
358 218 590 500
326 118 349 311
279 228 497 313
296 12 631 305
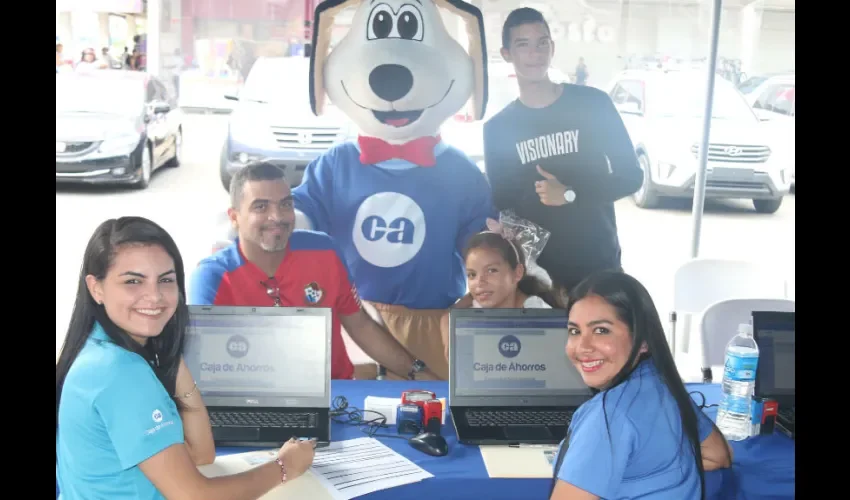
56 217 315 499
550 271 732 499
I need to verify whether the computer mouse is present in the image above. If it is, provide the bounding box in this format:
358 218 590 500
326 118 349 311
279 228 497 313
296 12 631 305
408 432 449 457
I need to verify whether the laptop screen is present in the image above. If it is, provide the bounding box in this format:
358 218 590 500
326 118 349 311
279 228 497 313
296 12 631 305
184 307 330 403
451 313 586 398
753 312 795 400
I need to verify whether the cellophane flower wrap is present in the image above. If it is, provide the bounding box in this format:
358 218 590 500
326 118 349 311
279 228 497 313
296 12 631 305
498 210 551 272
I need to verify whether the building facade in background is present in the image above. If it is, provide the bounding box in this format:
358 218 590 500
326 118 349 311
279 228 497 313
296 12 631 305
57 0 794 106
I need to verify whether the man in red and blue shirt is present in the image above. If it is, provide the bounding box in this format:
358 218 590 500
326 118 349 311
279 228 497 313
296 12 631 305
189 162 433 380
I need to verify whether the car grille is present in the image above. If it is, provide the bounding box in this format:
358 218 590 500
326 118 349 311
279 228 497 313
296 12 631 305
690 143 770 163
57 141 98 155
270 126 344 150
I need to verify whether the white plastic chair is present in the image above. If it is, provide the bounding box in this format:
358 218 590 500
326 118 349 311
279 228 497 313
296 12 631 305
699 298 795 382
670 258 787 355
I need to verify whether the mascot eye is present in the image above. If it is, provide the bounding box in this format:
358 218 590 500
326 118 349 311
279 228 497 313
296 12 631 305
367 7 394 40
397 6 424 41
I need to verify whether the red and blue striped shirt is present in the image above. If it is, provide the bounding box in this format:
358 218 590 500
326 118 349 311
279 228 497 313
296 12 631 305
188 230 360 379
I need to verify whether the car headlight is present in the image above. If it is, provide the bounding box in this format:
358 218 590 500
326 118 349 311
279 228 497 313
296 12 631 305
98 134 141 155
230 152 265 164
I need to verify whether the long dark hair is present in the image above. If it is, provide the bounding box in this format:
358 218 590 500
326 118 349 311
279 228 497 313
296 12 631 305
56 217 189 433
550 271 725 499
464 232 565 308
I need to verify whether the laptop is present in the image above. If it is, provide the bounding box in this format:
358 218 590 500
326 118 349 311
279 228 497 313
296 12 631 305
184 305 333 447
752 311 795 439
448 308 593 445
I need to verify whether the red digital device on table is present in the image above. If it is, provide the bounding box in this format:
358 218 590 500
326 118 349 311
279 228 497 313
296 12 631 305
402 390 436 406
402 390 442 433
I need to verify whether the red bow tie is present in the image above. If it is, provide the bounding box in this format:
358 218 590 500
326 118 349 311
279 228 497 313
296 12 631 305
358 135 441 167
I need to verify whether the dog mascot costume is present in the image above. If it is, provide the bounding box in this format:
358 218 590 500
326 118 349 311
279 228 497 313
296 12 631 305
292 0 495 380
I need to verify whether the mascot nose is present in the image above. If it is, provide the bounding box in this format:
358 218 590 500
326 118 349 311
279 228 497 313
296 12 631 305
369 64 414 102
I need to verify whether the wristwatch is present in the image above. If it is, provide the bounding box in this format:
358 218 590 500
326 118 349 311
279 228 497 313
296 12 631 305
563 189 576 203
408 359 427 380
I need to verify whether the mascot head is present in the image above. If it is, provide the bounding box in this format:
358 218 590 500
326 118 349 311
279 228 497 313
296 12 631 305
310 0 488 143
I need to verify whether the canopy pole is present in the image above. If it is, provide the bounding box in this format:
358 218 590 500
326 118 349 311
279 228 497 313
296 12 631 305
678 0 723 358
690 0 723 259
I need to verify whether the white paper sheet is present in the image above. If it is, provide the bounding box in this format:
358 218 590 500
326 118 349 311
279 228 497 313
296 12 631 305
199 439 433 500
479 444 559 478
198 450 335 500
310 437 434 500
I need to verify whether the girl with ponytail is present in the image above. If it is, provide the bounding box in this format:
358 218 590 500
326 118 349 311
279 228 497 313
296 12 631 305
440 231 566 359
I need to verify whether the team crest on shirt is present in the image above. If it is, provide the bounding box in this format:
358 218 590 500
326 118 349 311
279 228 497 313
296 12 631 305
304 282 324 305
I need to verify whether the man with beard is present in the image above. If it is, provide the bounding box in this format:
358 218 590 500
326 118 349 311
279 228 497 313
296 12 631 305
189 162 434 380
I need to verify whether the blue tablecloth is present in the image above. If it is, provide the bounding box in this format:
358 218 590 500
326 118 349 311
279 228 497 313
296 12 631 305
217 381 795 499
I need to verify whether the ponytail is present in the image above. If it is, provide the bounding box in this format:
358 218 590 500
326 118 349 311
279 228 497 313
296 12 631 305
517 276 567 309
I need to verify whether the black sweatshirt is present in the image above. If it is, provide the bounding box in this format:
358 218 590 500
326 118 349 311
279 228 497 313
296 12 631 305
483 83 642 291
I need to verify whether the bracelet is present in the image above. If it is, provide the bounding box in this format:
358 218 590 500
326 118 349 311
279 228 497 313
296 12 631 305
177 382 198 399
275 457 288 483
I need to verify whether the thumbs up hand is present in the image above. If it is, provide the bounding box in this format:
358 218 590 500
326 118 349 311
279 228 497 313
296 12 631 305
534 165 568 206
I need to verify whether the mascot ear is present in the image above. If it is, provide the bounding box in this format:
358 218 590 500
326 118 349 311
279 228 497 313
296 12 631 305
310 0 362 116
436 0 488 120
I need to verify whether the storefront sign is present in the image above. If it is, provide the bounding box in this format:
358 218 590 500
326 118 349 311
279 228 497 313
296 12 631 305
56 0 144 14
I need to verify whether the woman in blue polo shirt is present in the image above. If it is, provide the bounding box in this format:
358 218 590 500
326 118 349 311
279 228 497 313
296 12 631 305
550 271 732 499
56 216 316 499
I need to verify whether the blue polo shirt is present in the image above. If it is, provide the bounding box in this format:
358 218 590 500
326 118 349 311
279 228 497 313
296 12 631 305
555 359 715 498
56 323 184 499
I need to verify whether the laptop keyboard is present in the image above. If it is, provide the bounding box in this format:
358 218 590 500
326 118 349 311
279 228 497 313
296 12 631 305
209 411 318 429
465 409 572 427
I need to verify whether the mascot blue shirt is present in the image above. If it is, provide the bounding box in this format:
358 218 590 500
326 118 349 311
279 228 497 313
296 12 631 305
294 0 495 311
293 140 494 309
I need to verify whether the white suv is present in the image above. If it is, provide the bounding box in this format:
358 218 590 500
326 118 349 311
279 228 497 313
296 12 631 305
740 73 795 190
606 69 793 214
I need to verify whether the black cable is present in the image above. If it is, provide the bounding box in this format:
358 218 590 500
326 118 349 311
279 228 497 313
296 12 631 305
689 390 718 410
329 395 419 440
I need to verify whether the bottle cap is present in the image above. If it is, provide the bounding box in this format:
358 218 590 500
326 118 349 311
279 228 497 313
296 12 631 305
738 323 753 336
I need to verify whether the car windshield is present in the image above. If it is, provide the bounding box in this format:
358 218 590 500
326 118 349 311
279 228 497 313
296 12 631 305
649 79 757 121
737 76 767 94
240 60 310 104
56 77 145 116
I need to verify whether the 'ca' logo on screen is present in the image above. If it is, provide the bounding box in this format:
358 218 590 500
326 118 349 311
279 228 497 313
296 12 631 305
498 335 521 358
226 335 249 358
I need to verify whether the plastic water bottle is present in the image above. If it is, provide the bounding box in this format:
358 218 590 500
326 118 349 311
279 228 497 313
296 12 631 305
716 323 760 441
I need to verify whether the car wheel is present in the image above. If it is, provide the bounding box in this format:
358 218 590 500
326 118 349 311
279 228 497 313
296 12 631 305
134 144 152 189
167 128 182 167
753 197 783 214
633 153 660 209
220 144 232 192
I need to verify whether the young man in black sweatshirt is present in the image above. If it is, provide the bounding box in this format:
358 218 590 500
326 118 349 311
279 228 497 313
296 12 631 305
483 7 643 293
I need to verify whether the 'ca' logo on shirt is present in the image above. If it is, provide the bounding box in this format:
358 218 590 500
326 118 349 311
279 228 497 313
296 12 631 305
152 409 163 423
352 192 426 268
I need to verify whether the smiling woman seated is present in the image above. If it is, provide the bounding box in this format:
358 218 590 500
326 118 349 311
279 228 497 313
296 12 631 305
55 216 315 499
549 271 732 500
